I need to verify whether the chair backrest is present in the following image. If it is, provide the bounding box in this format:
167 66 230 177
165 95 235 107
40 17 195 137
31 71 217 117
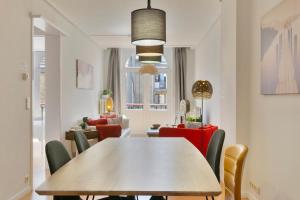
74 132 90 154
45 141 81 200
224 144 248 200
206 129 225 182
46 140 71 175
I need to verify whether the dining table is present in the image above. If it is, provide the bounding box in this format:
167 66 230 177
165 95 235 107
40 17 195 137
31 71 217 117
36 137 221 197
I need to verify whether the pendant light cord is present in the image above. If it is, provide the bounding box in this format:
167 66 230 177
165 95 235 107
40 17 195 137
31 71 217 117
147 0 151 9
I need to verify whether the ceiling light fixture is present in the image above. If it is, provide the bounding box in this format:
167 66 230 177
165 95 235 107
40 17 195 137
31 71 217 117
139 64 159 75
131 0 166 46
139 56 162 64
136 45 164 56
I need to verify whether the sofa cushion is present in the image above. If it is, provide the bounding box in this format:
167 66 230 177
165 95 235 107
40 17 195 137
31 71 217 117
96 124 122 141
100 114 117 119
87 118 108 126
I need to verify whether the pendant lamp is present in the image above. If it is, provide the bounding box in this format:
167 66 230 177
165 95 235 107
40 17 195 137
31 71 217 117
136 45 164 56
139 56 162 64
139 64 158 75
131 0 166 46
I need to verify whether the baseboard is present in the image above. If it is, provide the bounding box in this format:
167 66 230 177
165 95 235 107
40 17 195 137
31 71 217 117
8 185 32 200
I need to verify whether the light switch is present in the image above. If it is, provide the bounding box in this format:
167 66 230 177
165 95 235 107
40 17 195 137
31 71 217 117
26 97 31 110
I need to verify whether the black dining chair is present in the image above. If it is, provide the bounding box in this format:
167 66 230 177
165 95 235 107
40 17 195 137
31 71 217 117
74 132 90 154
46 141 129 200
46 140 82 200
205 129 225 200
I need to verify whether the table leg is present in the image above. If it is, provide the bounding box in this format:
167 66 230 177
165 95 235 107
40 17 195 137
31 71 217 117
71 140 76 157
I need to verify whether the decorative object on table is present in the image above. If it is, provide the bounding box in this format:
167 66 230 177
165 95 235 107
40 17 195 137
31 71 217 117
76 59 93 89
139 64 158 75
186 115 202 129
102 89 112 97
192 80 213 123
179 99 190 123
136 45 164 56
80 117 89 130
151 124 161 130
139 56 162 64
131 0 166 46
100 89 112 114
261 0 300 95
105 96 114 113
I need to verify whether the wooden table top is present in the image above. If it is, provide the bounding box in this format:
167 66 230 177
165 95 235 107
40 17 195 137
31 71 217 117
36 138 221 197
65 130 98 141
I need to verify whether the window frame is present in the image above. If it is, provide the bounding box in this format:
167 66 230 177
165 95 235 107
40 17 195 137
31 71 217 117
122 54 170 112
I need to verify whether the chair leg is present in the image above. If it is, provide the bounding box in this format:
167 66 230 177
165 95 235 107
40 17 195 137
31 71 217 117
211 196 214 200
205 196 208 200
92 196 95 200
86 195 89 200
165 196 168 200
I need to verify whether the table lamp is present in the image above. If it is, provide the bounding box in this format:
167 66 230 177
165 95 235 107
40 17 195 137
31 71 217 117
192 80 213 123
105 97 114 113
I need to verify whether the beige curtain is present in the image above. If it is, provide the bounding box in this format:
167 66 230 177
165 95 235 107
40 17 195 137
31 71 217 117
107 48 121 113
175 48 187 111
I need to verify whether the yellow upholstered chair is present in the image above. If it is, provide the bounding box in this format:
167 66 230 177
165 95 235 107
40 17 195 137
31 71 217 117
224 145 248 200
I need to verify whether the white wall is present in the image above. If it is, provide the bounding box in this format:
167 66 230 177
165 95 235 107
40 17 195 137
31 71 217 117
0 0 32 199
45 35 61 142
220 0 237 147
194 18 221 126
0 0 104 199
237 0 300 199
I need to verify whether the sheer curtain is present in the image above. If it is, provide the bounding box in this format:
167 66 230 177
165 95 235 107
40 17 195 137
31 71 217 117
107 48 121 113
174 47 187 111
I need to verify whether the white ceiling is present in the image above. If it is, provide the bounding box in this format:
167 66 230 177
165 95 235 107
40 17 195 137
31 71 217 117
47 0 221 47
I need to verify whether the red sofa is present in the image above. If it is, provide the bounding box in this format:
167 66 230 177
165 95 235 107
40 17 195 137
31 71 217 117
159 124 218 156
87 118 122 141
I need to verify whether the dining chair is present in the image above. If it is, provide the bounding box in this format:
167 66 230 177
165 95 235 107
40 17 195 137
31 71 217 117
206 129 225 182
205 129 225 200
45 140 82 200
74 132 90 154
224 145 248 200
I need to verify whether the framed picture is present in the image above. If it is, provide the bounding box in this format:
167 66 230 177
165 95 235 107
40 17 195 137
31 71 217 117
261 0 300 94
76 59 94 89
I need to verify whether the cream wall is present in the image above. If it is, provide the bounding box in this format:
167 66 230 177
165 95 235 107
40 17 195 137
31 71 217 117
220 0 237 147
195 17 221 126
0 0 104 199
0 0 32 199
237 0 300 199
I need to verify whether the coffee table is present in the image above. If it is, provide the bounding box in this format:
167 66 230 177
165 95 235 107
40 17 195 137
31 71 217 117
146 128 160 137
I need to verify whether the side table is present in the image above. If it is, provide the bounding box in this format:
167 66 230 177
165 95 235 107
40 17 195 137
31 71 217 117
65 129 98 157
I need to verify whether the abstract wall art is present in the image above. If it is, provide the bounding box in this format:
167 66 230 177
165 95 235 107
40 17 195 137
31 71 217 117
261 0 300 94
76 59 94 89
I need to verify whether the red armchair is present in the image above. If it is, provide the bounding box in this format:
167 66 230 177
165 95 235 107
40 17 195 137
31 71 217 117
96 124 121 141
159 124 218 156
87 118 122 141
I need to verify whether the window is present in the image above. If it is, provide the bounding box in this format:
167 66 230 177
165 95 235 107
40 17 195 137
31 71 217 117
124 54 169 111
126 72 144 110
150 73 167 110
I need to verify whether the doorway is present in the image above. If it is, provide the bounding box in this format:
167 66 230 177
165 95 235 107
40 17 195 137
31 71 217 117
31 17 62 199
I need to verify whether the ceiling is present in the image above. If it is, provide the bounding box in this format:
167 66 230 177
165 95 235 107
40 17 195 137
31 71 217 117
47 0 221 47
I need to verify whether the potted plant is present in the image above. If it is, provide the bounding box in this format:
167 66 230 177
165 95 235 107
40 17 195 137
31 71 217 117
102 89 112 99
186 116 202 123
80 117 89 130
